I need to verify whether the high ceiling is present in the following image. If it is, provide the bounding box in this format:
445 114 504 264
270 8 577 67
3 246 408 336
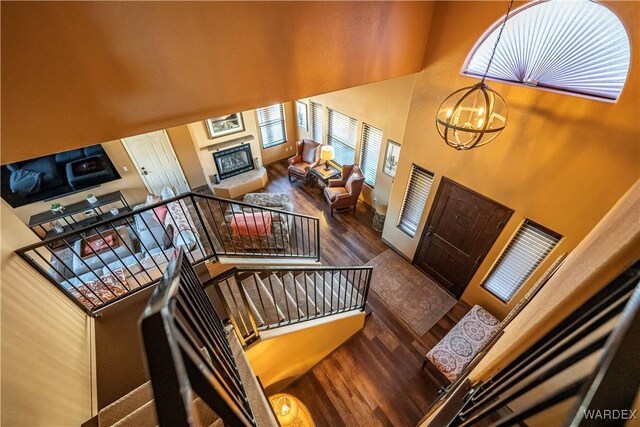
1 1 434 163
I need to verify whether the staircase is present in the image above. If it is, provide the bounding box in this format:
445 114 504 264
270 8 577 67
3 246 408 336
215 266 372 345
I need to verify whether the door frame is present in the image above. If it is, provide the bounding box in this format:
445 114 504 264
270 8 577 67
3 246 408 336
121 129 190 194
413 176 514 298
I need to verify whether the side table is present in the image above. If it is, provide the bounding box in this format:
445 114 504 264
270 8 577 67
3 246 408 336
373 204 388 232
308 164 341 188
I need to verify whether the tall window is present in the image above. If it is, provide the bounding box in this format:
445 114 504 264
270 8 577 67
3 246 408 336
310 101 324 143
360 123 382 187
464 0 630 101
483 220 562 302
327 108 357 166
256 104 286 148
397 165 434 237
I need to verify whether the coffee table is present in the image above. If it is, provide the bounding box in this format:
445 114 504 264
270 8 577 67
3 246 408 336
308 164 341 188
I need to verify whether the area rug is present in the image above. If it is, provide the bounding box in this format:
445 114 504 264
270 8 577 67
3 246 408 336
367 249 457 336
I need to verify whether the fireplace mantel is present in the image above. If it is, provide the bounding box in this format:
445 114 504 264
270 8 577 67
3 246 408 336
202 135 254 151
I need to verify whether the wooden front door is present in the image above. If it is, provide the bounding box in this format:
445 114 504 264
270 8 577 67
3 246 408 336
414 178 513 298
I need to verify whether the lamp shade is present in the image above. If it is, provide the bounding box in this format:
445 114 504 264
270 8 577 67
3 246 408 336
320 145 335 161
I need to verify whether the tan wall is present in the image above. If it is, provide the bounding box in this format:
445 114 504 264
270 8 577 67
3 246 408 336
1 202 94 425
259 102 298 166
245 311 365 392
1 1 434 164
12 140 149 224
382 0 640 318
296 74 417 206
188 110 263 188
166 125 207 189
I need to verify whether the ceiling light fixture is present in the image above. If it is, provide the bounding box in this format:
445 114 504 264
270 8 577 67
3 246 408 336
436 0 514 150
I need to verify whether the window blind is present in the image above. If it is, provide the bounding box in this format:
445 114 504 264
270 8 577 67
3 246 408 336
327 108 357 166
397 165 434 237
310 101 324 143
464 0 630 101
360 124 382 187
483 220 561 302
256 104 286 148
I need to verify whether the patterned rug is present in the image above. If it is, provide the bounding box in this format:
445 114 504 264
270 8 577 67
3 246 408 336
367 249 457 336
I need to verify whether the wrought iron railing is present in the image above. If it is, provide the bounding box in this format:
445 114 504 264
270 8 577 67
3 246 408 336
140 248 256 427
212 265 373 346
423 261 640 426
15 192 321 316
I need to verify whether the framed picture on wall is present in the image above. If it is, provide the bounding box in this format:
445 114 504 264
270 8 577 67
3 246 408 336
383 140 400 177
205 113 245 139
296 101 308 131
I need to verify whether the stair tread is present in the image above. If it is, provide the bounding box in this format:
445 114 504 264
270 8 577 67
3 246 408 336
314 272 344 311
242 273 283 325
284 272 318 317
98 381 153 427
300 273 331 314
326 271 362 308
219 276 265 330
268 273 305 320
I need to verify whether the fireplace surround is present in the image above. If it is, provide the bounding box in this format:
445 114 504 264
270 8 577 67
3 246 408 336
213 144 255 180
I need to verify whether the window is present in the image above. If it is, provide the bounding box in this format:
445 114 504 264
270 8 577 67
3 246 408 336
360 124 382 187
310 101 324 143
327 108 357 166
464 0 631 101
256 104 286 148
397 165 434 237
483 220 562 302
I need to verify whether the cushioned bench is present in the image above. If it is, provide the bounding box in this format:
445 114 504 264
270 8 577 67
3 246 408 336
423 305 500 387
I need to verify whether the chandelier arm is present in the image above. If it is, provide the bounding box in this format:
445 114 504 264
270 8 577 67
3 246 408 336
481 0 515 84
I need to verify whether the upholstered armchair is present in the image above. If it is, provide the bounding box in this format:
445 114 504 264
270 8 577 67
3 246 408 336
288 139 321 182
323 165 365 216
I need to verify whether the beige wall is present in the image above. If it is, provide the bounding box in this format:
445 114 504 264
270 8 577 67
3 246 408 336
1 202 95 425
166 125 207 189
382 0 640 318
1 1 434 164
245 311 365 392
296 74 417 206
12 140 149 224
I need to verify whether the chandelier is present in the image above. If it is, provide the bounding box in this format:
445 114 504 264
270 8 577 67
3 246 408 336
436 0 513 150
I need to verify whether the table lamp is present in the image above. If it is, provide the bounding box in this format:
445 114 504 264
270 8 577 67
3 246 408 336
320 145 335 171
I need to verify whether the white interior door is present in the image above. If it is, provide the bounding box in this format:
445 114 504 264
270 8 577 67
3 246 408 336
121 130 190 195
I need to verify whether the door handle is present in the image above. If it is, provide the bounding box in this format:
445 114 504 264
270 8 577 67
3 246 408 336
426 226 434 236
141 167 148 175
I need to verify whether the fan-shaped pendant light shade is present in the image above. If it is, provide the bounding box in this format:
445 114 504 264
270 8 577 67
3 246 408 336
464 0 631 101
436 83 508 150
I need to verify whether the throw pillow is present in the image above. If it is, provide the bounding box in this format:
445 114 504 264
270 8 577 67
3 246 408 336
146 193 162 206
152 205 169 225
230 212 272 237
70 267 129 308
302 143 317 163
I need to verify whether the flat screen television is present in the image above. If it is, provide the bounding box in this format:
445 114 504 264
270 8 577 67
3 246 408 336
1 144 122 208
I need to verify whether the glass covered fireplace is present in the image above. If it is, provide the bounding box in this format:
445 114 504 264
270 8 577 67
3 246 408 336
213 144 255 180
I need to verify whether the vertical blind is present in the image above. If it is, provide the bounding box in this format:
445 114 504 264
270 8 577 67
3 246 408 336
397 165 434 237
327 108 357 166
464 0 630 101
483 220 561 302
360 124 382 187
256 104 286 148
310 101 324 143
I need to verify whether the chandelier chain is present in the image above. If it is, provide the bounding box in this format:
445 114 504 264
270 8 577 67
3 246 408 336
482 0 515 83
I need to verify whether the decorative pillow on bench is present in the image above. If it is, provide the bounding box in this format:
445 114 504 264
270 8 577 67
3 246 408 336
230 212 272 237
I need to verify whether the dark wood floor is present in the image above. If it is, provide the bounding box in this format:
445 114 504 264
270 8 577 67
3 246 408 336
261 161 469 427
